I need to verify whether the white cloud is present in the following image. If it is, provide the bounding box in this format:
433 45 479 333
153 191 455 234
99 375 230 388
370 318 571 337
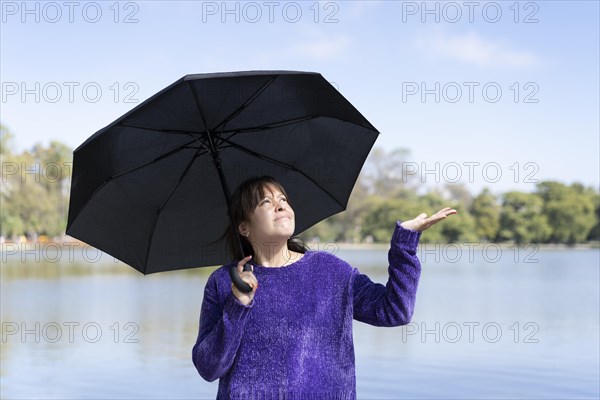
413 30 539 68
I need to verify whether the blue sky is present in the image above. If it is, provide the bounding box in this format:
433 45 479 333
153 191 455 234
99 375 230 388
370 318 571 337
1 0 599 197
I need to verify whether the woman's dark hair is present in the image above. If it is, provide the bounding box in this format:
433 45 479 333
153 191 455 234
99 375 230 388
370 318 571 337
225 176 308 260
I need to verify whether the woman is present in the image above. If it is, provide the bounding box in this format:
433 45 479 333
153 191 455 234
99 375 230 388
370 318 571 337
192 176 457 399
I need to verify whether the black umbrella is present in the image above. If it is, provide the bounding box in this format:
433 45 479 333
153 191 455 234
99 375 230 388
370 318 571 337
66 70 379 292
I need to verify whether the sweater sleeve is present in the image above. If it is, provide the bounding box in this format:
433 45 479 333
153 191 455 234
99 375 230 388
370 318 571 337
192 271 254 381
352 221 422 327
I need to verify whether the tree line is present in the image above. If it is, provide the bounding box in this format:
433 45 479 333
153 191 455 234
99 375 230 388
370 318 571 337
303 148 599 244
1 125 598 244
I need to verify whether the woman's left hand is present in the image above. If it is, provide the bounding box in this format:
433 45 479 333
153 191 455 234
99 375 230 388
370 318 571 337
400 207 458 232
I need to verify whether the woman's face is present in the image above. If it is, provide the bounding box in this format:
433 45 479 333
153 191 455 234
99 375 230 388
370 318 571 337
240 184 295 242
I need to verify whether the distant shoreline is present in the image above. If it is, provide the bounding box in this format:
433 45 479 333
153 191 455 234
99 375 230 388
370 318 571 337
1 240 598 253
322 241 600 251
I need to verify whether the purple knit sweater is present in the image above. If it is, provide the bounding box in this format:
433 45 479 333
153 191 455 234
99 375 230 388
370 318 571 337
192 221 422 399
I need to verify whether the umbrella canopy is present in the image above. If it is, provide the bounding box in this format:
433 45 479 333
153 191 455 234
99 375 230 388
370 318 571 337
66 70 379 275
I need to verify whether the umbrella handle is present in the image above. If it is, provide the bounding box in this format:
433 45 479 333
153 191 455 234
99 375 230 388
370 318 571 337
229 262 254 293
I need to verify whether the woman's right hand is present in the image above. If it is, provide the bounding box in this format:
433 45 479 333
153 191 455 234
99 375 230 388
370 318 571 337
231 255 258 306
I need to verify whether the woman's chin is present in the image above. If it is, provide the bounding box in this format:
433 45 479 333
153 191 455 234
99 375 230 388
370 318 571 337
278 227 295 239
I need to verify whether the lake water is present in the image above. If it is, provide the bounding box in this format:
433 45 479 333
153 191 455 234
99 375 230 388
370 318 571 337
1 246 598 399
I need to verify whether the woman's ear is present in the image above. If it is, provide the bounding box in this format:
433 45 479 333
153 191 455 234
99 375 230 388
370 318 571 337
238 222 249 237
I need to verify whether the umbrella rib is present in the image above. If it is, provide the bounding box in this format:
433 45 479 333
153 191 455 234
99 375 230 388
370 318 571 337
217 115 318 146
118 122 203 136
144 146 205 271
216 115 378 147
111 139 201 180
222 139 345 209
118 114 375 143
211 76 278 134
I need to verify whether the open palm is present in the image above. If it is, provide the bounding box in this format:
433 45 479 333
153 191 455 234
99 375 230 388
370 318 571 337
400 207 458 232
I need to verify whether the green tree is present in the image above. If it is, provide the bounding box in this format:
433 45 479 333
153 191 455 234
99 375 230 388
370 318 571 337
498 191 551 243
0 125 73 238
2 150 48 238
31 141 72 236
469 188 501 241
0 123 14 157
413 190 446 243
588 191 600 241
440 210 478 243
301 174 371 243
420 188 477 243
0 124 20 237
361 197 409 243
536 181 597 243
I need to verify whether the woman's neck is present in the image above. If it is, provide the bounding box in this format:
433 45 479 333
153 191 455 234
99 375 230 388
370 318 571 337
253 242 299 267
